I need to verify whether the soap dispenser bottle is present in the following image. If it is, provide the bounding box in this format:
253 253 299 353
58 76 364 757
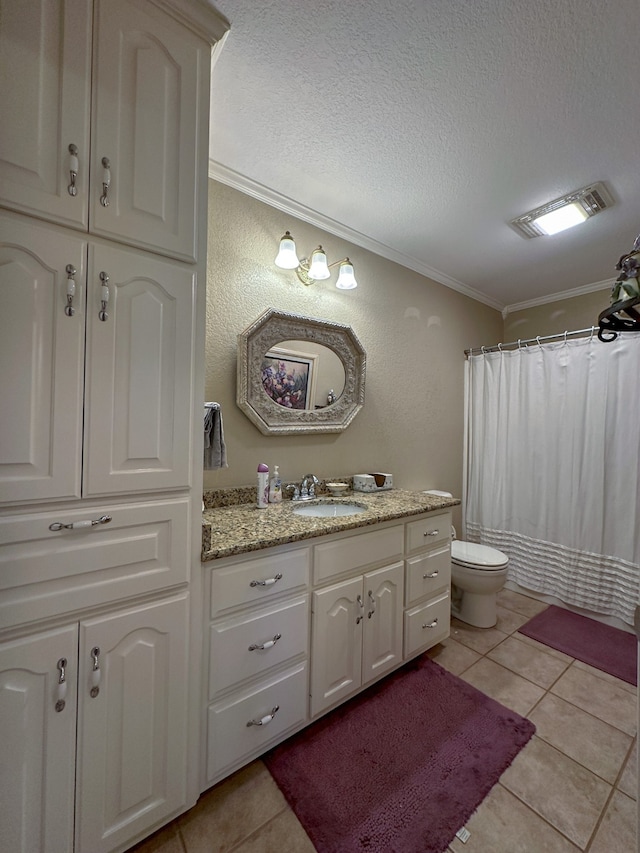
257 463 269 508
269 465 282 503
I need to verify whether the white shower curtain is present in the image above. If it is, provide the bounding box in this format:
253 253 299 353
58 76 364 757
464 332 640 626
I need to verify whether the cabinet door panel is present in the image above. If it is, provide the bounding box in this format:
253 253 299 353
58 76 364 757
0 0 91 228
90 0 204 261
0 625 78 853
362 562 404 686
0 214 86 504
311 577 363 717
84 243 194 495
76 594 189 853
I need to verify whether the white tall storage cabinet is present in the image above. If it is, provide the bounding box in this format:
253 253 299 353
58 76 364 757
0 2 228 852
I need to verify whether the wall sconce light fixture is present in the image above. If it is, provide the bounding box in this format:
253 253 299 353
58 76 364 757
275 231 358 289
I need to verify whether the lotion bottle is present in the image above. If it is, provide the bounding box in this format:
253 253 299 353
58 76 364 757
257 463 269 508
269 465 282 503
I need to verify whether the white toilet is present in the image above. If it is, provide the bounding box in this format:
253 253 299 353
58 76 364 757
424 491 510 628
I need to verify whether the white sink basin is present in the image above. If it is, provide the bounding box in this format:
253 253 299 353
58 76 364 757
292 502 366 518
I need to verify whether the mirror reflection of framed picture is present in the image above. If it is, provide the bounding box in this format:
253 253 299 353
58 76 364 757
261 346 318 410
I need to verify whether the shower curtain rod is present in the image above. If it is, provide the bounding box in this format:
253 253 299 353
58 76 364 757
465 326 598 357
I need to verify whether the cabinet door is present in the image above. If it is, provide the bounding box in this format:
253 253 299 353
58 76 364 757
0 625 78 853
362 561 404 687
83 243 195 496
0 214 86 505
75 594 189 853
0 0 92 228
311 577 363 717
90 0 206 262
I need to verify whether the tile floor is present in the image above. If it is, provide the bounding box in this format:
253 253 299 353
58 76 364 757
128 589 637 853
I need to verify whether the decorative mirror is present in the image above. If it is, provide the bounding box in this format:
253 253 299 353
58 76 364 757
237 308 366 434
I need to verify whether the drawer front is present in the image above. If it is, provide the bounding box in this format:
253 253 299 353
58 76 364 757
405 511 451 553
0 499 189 630
313 525 403 585
210 548 310 618
404 591 450 657
209 595 309 699
206 662 308 779
405 545 451 606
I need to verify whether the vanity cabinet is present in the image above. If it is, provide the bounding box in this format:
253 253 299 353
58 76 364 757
0 213 195 505
0 594 189 853
0 0 207 263
202 510 452 790
204 546 311 785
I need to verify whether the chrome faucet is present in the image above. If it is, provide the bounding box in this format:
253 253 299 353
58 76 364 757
302 473 319 499
289 474 319 501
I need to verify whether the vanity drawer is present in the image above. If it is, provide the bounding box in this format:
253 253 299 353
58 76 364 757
0 498 189 630
206 661 308 779
405 544 451 606
313 524 403 585
208 595 309 699
210 547 310 618
404 591 450 657
405 511 451 554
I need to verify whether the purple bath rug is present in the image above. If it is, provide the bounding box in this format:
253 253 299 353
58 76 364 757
519 604 637 686
264 655 535 853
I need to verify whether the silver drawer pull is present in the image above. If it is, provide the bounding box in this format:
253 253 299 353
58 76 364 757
100 156 111 206
89 646 101 698
65 264 77 317
49 514 112 531
422 570 439 579
250 572 282 588
55 657 68 712
356 593 364 624
246 705 279 727
422 618 439 629
248 633 282 652
67 143 79 196
424 529 440 537
367 589 376 618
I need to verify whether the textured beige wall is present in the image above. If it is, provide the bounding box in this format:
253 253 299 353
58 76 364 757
204 181 503 512
503 288 611 341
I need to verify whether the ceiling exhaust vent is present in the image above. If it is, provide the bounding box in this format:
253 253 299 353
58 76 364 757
510 182 614 238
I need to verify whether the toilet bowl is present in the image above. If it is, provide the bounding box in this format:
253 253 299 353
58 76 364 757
423 491 509 628
451 540 509 628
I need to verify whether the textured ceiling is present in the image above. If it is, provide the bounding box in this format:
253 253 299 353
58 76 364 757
208 0 640 310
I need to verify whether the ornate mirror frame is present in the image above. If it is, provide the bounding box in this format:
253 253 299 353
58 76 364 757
237 308 366 435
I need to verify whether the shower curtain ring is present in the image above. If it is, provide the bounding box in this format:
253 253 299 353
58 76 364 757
498 342 503 351
517 339 522 349
481 346 486 354
563 330 568 343
536 336 541 346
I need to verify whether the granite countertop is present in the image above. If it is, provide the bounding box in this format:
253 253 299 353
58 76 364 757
201 489 460 561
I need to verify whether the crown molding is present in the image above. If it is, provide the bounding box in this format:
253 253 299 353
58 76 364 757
208 160 504 311
504 278 614 315
150 0 229 42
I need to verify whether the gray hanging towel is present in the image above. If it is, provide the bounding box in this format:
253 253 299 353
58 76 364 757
204 402 228 469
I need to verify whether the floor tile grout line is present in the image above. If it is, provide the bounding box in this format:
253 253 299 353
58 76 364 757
493 780 588 851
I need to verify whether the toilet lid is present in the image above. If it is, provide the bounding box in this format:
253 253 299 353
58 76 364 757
452 540 509 569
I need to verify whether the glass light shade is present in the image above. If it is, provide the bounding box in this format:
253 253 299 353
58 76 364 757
274 232 300 269
307 247 330 280
335 261 357 289
533 203 588 236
